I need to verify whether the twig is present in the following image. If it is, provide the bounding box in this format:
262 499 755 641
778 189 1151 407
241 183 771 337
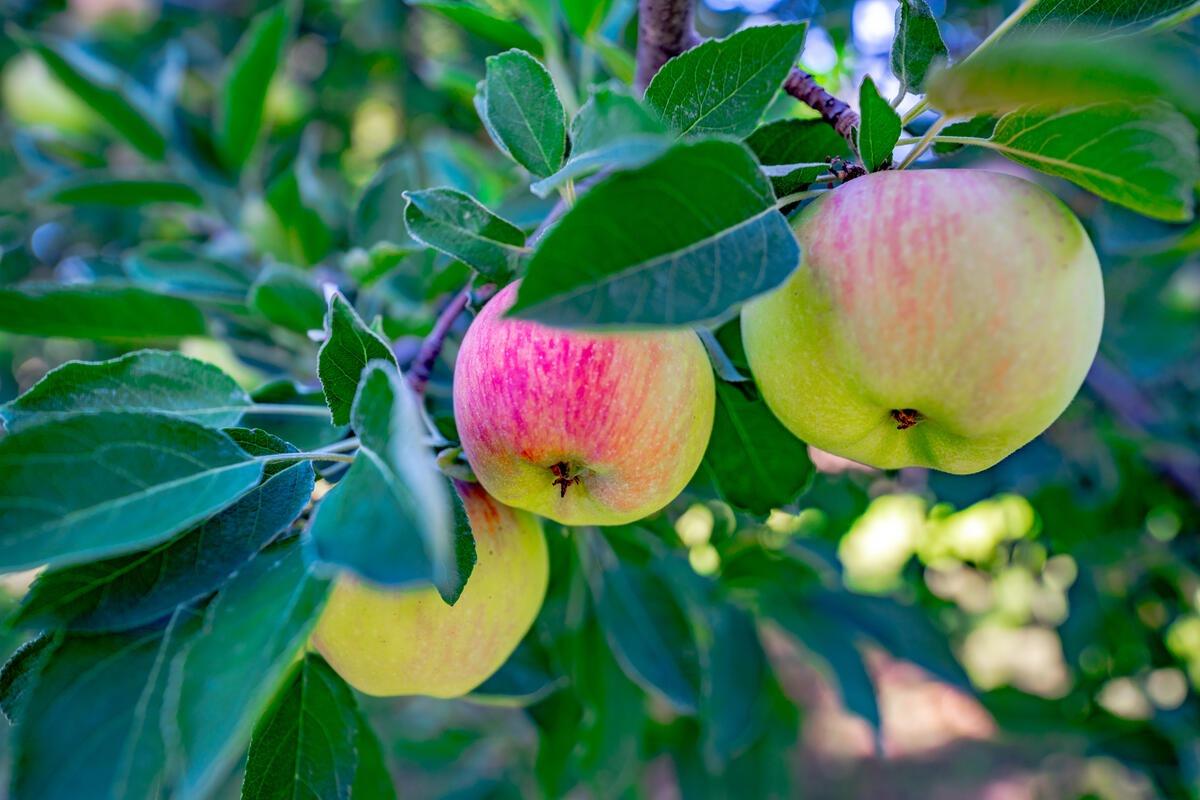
895 116 950 170
407 284 483 399
635 0 702 92
782 68 859 146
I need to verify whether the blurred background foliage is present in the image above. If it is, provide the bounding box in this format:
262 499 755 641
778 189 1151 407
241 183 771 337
0 0 1198 798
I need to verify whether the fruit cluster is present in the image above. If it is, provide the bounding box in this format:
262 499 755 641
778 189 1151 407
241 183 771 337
318 169 1104 698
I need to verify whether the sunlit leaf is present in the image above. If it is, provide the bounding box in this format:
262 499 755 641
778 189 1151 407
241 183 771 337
479 49 567 177
218 2 292 171
890 0 947 94
403 187 526 280
856 76 901 172
317 292 398 426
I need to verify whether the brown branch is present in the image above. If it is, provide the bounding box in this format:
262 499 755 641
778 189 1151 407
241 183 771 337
407 283 497 398
783 67 860 147
635 0 702 92
634 0 859 151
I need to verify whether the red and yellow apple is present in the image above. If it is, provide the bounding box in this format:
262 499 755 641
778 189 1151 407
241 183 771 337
453 282 715 525
741 169 1103 474
312 481 547 698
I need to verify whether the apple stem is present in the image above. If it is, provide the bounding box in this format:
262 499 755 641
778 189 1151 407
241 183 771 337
550 461 583 497
891 409 924 430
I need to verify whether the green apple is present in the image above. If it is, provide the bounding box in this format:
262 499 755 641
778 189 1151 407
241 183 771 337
312 481 548 698
453 281 715 526
1 52 98 135
741 169 1103 474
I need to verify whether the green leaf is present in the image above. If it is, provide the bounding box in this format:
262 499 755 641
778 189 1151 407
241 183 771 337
479 49 567 177
1 350 250 433
0 635 53 724
307 363 454 589
12 611 199 800
855 76 901 172
242 655 360 800
531 84 670 197
403 188 526 281
13 429 313 632
22 35 167 160
0 283 206 340
218 2 292 171
983 102 1198 222
0 413 263 571
317 292 398 426
408 0 544 54
249 264 327 334
350 711 396 800
36 175 203 207
1016 0 1200 35
644 23 807 138
125 243 251 302
583 535 700 713
703 379 814 517
692 600 768 766
931 115 997 154
511 139 800 328
167 538 330 800
890 0 947 94
353 156 417 248
924 36 1200 123
264 165 334 266
746 118 851 195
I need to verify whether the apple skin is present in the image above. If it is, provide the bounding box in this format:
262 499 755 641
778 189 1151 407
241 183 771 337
453 282 715 525
741 169 1104 474
312 481 548 698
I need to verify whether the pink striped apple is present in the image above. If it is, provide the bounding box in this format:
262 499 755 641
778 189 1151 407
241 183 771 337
741 169 1104 474
453 282 715 525
313 480 547 697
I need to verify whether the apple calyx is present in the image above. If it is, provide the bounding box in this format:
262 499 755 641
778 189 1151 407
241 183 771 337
549 461 584 497
891 408 924 430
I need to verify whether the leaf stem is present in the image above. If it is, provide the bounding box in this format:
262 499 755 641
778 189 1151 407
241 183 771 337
245 403 333 417
697 329 749 384
320 436 361 453
774 188 830 208
896 116 951 169
260 451 357 464
561 178 577 208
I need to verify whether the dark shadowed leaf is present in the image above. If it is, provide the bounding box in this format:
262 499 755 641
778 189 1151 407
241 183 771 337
307 364 454 588
747 118 850 195
856 76 901 171
511 139 799 327
403 188 526 280
531 83 669 197
0 283 206 339
582 534 700 713
694 601 768 765
702 380 814 516
248 380 348 451
21 34 166 159
408 0 543 54
242 655 359 800
1 350 250 433
890 0 947 94
317 292 398 426
645 24 807 138
984 102 1198 221
218 2 292 171
0 413 262 571
166 538 330 800
471 638 564 706
760 592 882 734
0 635 54 724
36 175 203 207
479 49 566 177
12 610 199 800
351 711 396 800
249 264 327 334
124 243 251 302
14 429 313 632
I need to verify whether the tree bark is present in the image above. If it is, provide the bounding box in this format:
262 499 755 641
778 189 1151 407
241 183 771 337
783 68 860 145
635 0 702 92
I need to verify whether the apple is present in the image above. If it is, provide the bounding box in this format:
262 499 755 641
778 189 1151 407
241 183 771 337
741 169 1103 474
1 53 98 136
453 282 715 525
312 481 548 698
